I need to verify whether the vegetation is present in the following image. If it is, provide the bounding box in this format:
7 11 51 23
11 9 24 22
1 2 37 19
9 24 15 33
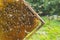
26 0 60 16
28 16 60 40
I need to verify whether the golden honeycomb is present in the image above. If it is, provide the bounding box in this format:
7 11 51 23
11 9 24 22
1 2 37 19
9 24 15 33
0 0 44 40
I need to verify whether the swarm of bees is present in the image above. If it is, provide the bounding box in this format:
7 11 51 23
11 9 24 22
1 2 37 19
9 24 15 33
0 0 44 40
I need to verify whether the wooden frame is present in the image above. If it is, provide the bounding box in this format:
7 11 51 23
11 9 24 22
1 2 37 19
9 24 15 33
23 0 45 40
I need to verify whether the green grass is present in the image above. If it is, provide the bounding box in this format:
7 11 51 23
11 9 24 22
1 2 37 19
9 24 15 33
28 16 60 40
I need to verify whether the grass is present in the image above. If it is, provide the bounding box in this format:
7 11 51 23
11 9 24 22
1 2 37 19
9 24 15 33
28 16 60 40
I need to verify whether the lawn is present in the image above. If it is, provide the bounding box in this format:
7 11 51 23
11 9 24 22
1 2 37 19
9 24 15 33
28 16 60 40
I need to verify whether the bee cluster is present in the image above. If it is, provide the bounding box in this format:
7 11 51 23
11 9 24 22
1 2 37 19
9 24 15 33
0 0 40 40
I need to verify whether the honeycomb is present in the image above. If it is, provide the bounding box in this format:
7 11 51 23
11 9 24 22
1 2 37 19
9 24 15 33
0 0 44 40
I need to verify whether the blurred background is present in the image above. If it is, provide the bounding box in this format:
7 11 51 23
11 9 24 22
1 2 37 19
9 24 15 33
25 0 60 40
